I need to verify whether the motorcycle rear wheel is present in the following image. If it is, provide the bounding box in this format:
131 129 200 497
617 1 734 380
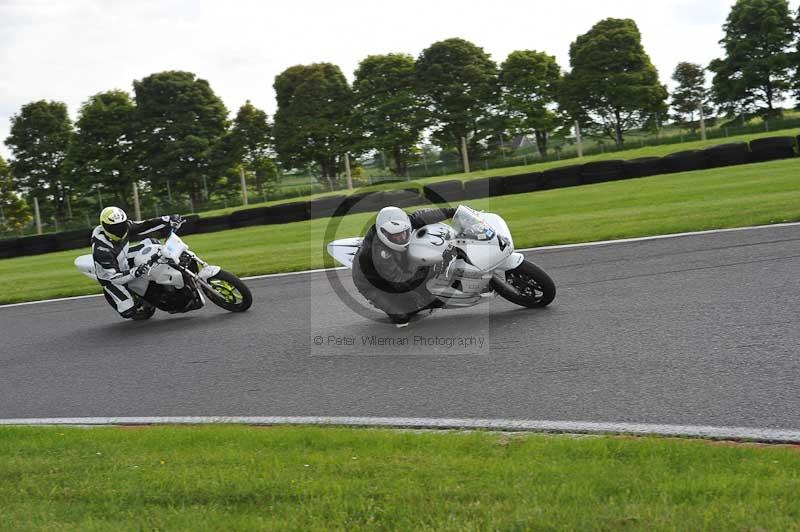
493 260 556 308
201 270 253 312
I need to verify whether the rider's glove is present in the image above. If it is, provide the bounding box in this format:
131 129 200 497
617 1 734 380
133 263 151 278
162 214 184 228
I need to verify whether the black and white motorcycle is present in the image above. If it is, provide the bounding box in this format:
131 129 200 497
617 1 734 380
328 205 555 312
75 227 253 320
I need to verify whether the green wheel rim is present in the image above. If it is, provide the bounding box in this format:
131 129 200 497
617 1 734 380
209 279 242 304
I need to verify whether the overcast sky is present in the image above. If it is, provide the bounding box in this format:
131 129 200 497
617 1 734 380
1 0 798 159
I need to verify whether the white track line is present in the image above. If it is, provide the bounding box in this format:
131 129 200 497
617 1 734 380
2 221 799 310
1 416 798 442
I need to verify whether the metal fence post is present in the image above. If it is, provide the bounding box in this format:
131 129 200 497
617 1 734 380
240 167 249 206
461 136 470 173
344 153 353 190
699 103 707 142
132 181 142 220
33 197 42 235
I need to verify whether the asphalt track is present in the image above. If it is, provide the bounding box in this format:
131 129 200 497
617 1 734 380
1 224 799 437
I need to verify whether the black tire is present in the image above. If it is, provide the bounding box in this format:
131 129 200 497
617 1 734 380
131 304 156 321
202 270 253 312
493 260 556 308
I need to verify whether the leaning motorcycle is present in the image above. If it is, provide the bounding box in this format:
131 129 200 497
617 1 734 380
327 205 555 314
75 226 253 320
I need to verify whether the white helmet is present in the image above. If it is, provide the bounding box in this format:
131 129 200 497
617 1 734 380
376 206 412 251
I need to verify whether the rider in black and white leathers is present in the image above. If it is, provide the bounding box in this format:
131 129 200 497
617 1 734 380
352 207 456 324
92 209 181 318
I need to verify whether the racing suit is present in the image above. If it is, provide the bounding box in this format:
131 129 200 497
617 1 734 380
91 217 173 318
352 207 456 322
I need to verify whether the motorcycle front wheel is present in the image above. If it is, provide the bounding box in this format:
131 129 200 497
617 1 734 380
492 260 556 308
201 270 253 312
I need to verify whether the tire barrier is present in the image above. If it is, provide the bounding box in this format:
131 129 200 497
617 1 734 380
229 206 272 228
463 177 489 199
192 215 233 234
704 142 752 168
580 160 624 184
464 176 506 199
621 157 662 178
19 234 59 255
342 192 385 215
56 229 92 251
749 136 796 162
0 238 21 259
500 172 544 195
541 165 582 190
659 150 710 174
176 214 200 235
1 133 797 260
309 195 348 218
380 188 423 208
263 201 311 224
423 180 465 204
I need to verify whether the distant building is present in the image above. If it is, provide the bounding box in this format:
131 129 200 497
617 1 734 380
508 135 535 150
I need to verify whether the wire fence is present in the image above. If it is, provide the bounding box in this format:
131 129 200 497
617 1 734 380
399 114 800 178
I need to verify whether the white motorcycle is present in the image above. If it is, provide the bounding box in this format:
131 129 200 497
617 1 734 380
75 227 253 320
327 205 555 315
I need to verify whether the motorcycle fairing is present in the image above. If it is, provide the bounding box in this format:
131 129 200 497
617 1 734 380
326 237 363 269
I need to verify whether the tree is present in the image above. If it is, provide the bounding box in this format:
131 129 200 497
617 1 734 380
0 156 32 232
229 101 277 198
499 50 562 157
353 53 425 177
4 100 72 215
415 38 498 164
560 18 668 146
273 63 354 186
670 62 713 128
133 71 229 205
65 90 137 210
709 0 795 117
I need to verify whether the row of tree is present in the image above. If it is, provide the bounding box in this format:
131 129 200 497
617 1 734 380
3 72 274 221
2 0 799 229
273 18 666 181
671 0 800 128
275 0 800 179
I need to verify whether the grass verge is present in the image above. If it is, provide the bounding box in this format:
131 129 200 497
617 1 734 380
0 425 798 530
1 158 798 304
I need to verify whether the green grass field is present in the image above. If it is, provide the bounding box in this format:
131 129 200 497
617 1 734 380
1 158 798 304
196 127 800 218
0 425 798 531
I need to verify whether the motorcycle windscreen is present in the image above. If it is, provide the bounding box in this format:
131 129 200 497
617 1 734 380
451 205 496 241
163 233 189 261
